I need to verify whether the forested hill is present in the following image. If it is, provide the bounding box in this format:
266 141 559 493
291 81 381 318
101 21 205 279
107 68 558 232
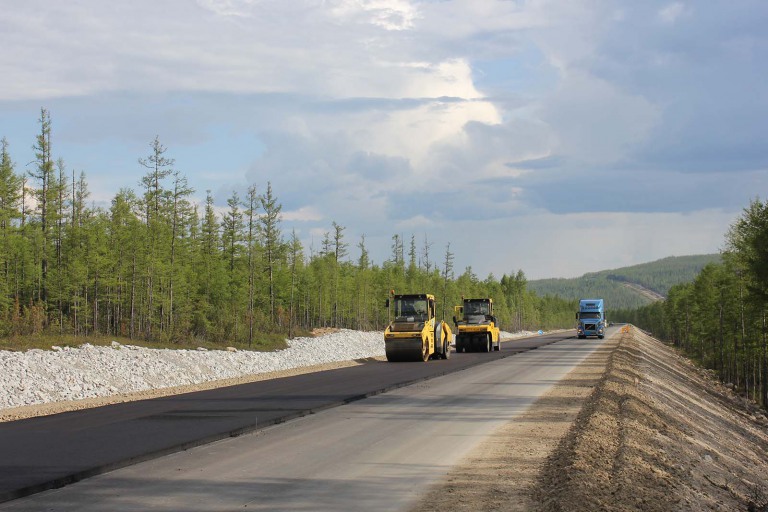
528 254 721 310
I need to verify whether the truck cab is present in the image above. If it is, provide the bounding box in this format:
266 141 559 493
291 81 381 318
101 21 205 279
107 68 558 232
576 299 605 339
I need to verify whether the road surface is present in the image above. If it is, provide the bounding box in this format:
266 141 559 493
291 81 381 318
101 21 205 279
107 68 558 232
1 329 614 511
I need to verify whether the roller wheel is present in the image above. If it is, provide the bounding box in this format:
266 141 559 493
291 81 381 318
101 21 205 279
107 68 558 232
443 338 451 359
484 334 492 353
421 338 429 362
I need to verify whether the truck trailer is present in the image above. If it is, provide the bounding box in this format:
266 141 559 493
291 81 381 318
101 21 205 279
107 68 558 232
576 298 606 339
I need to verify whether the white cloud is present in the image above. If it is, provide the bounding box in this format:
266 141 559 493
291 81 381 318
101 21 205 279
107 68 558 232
330 0 421 31
196 0 263 17
538 71 660 165
283 205 324 222
476 208 734 279
2 0 763 281
658 3 687 25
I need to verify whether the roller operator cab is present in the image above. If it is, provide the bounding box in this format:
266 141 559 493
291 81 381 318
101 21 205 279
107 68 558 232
384 294 452 362
452 298 501 352
576 299 606 339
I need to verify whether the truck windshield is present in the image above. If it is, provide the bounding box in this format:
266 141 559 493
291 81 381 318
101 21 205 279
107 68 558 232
579 312 601 319
395 298 429 320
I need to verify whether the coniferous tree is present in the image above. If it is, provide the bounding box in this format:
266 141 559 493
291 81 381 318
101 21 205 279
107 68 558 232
441 243 454 320
259 182 282 325
287 229 303 339
244 185 260 345
221 191 245 337
168 170 194 335
138 136 174 338
0 138 21 315
29 108 56 305
332 221 347 327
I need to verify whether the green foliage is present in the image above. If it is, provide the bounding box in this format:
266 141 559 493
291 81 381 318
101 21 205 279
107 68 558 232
529 254 722 309
613 199 768 408
0 110 582 349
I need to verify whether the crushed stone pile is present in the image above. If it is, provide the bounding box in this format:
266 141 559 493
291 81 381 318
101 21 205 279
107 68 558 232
0 330 384 410
0 329 541 412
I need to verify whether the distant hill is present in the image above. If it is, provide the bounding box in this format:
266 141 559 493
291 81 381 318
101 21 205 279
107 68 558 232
528 254 721 310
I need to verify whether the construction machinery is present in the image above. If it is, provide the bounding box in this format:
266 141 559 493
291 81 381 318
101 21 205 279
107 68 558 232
384 293 452 362
452 298 501 352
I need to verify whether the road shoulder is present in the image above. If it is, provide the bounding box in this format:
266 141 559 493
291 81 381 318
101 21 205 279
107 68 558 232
411 333 617 511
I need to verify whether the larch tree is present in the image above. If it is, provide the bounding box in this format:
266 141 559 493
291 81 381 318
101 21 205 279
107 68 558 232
244 185 259 346
29 108 56 305
441 242 454 320
221 191 245 337
168 170 194 334
287 229 303 339
0 137 22 315
332 221 347 327
259 182 283 325
138 136 174 338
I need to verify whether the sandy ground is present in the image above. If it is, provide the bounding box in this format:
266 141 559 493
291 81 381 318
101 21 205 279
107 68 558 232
412 327 768 512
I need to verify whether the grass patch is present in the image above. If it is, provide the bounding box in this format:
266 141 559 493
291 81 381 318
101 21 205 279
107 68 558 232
0 328 315 353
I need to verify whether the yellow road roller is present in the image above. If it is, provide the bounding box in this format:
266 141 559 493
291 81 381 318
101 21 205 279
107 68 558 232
384 293 452 362
453 298 501 352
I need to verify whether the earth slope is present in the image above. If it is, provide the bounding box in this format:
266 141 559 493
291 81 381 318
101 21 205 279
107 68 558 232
414 327 768 511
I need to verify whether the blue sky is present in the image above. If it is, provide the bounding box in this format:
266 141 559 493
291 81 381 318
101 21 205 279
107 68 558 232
1 0 766 279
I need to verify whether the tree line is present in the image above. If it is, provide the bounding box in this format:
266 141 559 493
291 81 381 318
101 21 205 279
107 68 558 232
0 109 577 347
529 254 722 310
613 199 768 408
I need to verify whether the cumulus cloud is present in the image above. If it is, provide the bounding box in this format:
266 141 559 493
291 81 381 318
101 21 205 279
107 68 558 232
330 0 421 31
1 0 765 279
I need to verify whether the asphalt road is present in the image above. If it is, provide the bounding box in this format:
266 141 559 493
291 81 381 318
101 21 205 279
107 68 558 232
0 329 607 509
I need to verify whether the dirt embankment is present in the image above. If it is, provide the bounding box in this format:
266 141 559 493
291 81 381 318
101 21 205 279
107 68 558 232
413 328 768 512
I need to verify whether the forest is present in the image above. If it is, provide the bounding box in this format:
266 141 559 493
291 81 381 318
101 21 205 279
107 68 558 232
0 109 577 348
529 254 721 309
613 199 768 408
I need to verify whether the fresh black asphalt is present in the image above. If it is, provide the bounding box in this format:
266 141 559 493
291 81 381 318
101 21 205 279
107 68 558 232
0 331 572 503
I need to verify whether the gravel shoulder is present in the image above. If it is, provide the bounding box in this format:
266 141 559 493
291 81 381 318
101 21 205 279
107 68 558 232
0 329 535 423
0 356 384 423
412 327 768 511
411 330 615 511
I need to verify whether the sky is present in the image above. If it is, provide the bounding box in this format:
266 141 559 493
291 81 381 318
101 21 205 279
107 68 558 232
1 0 766 279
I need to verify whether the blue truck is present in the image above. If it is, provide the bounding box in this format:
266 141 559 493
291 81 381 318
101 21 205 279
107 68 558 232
576 299 606 339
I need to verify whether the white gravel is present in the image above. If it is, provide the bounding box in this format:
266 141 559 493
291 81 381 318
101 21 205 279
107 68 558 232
0 330 384 410
0 329 540 411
